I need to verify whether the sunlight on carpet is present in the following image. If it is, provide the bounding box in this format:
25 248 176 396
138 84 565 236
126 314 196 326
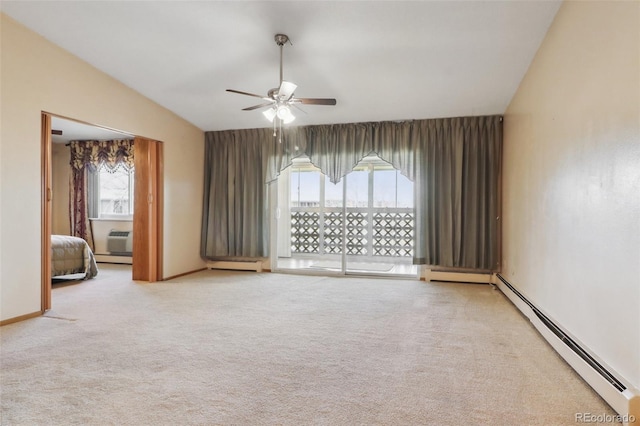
308 260 394 272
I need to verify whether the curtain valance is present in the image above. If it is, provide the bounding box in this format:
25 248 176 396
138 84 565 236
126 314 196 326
68 139 134 250
69 139 134 171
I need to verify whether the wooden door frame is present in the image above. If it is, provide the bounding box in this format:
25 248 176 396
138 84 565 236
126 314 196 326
132 137 164 282
41 112 164 311
41 114 52 311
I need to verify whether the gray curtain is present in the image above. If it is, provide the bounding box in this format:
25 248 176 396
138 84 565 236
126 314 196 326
202 115 501 270
201 129 271 258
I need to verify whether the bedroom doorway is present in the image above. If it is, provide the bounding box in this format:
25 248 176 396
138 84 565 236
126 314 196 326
273 155 419 277
41 113 164 311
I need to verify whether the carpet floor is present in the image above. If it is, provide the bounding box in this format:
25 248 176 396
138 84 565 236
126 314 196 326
0 264 618 425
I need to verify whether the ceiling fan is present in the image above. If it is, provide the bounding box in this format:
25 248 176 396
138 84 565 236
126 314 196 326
226 34 337 127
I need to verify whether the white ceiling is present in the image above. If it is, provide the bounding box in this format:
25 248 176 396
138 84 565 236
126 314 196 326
50 117 133 144
2 1 561 133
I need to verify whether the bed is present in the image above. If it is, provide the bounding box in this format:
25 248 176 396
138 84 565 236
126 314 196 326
51 235 98 280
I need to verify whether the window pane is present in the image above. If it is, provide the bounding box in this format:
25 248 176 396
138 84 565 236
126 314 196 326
99 167 133 215
129 168 135 215
325 176 343 207
345 170 368 207
290 169 300 205
373 167 413 208
291 168 320 207
373 169 397 207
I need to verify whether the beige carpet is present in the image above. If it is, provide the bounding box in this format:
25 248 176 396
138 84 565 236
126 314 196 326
0 264 618 425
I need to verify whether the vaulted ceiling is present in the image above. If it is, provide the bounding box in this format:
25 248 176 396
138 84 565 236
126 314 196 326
1 1 561 132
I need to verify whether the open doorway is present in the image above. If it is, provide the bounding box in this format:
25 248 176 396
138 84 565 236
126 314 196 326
51 116 135 261
41 113 164 311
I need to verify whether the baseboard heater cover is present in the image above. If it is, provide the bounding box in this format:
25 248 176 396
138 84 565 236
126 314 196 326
94 254 133 265
423 269 492 284
206 260 263 272
496 274 639 425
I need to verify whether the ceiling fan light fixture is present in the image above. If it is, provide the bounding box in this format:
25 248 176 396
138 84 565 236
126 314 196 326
226 33 335 132
263 107 277 122
276 105 295 123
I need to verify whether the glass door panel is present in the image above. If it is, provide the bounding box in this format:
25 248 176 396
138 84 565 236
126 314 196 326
274 155 418 277
322 175 344 258
345 156 418 276
276 158 344 273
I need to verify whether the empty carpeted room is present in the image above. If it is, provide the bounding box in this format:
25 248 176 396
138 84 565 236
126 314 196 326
1 1 638 425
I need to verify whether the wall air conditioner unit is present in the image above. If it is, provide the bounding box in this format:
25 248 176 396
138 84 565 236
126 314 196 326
106 230 133 256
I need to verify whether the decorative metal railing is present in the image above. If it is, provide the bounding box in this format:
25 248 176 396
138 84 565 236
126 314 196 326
290 208 414 258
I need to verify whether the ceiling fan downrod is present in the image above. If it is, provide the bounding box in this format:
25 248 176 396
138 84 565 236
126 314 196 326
274 34 290 85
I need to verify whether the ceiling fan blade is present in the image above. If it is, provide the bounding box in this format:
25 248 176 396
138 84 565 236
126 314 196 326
278 81 297 100
292 104 308 114
296 98 337 106
226 89 270 100
242 102 275 111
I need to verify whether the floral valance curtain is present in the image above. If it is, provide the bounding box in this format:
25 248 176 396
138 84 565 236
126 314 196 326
202 116 501 271
68 139 134 249
69 139 135 172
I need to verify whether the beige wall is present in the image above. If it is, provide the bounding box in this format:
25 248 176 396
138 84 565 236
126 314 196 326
0 14 205 321
503 1 639 390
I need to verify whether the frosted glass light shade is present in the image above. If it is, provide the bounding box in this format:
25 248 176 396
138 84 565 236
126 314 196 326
277 105 295 123
263 107 277 122
263 104 295 124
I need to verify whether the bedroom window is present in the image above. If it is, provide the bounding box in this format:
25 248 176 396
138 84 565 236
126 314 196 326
89 165 135 219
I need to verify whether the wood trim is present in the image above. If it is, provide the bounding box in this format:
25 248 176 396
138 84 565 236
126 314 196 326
132 137 163 282
41 113 52 311
156 142 164 280
133 138 150 280
496 116 504 274
1 311 43 327
43 111 134 139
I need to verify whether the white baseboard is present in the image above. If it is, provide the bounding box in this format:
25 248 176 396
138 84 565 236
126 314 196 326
95 254 132 265
206 260 263 272
496 275 639 426
422 269 492 284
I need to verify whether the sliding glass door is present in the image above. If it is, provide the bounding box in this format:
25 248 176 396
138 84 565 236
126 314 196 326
276 159 344 273
274 155 418 277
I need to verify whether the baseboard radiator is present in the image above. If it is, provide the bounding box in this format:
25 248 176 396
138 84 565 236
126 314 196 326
423 269 492 284
496 274 639 425
206 260 263 272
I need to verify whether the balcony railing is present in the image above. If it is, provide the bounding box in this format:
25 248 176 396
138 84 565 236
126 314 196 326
290 207 414 258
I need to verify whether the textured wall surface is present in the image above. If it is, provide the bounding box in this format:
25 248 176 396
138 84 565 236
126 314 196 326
503 1 640 388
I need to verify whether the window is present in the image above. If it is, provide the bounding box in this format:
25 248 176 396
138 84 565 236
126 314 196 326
290 161 321 208
372 165 413 208
89 165 134 218
289 156 414 209
286 155 414 258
